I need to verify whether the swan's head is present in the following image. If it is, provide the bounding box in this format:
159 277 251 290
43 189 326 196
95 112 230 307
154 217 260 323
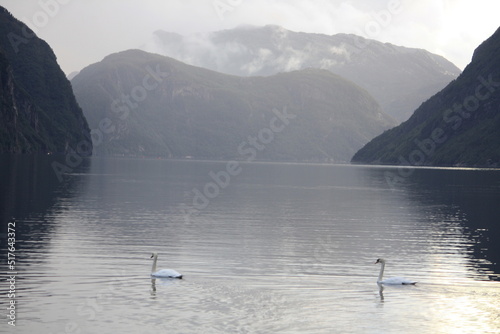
375 258 386 264
151 252 158 259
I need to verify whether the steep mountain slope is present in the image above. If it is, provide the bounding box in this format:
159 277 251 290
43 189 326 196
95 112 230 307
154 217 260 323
0 7 91 154
72 49 396 162
352 27 500 168
0 50 44 152
147 25 460 121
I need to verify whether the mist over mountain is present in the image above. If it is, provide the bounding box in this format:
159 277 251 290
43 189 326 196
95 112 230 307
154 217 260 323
145 25 460 122
71 49 396 162
0 7 91 154
352 27 500 168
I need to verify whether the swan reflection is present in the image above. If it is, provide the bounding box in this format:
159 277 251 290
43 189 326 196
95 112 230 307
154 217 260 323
378 283 385 301
150 276 181 294
151 278 157 295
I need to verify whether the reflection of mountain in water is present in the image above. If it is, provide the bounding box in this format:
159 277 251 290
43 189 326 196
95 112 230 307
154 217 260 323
393 167 500 281
0 154 90 250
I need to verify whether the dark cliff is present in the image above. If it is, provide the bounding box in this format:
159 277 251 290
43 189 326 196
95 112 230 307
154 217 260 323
352 27 500 168
0 7 92 154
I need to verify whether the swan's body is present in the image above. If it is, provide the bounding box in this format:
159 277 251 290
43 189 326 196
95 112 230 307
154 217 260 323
150 253 182 279
375 258 416 285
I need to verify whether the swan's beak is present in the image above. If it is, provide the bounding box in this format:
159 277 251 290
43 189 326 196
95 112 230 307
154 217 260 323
375 259 380 264
150 254 154 259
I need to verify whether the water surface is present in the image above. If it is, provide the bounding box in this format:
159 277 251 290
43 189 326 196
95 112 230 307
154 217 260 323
1 156 499 333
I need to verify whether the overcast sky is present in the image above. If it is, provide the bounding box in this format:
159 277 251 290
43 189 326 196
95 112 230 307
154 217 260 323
1 0 499 74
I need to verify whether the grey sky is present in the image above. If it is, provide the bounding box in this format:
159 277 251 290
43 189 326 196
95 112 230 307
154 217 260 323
1 0 499 74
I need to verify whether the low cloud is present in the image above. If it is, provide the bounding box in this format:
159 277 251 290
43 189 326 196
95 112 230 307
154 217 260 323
145 26 356 77
2 0 499 72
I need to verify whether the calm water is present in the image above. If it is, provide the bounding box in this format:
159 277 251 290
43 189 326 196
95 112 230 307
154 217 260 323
1 155 499 334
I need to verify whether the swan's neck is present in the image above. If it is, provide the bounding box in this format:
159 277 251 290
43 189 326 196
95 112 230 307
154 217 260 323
151 255 158 273
378 262 385 282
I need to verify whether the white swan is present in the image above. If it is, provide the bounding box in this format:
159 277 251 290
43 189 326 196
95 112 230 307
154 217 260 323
375 258 416 285
150 252 182 279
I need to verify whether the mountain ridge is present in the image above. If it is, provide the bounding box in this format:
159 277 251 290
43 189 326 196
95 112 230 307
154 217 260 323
72 49 396 162
146 25 460 121
351 26 500 168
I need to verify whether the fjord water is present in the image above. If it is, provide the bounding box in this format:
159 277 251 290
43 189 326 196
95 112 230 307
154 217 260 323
1 156 499 334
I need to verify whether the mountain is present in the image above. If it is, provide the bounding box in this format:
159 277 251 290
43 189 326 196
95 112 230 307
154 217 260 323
71 49 396 162
351 27 500 168
146 25 460 121
0 7 91 154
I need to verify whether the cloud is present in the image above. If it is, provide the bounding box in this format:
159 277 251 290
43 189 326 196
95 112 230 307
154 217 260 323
240 48 273 74
1 0 498 72
221 0 499 69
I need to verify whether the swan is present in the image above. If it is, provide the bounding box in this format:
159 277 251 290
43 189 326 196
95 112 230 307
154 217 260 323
375 258 416 285
150 252 182 279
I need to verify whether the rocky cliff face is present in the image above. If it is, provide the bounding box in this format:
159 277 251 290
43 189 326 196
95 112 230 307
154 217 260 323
0 7 92 154
0 51 41 152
